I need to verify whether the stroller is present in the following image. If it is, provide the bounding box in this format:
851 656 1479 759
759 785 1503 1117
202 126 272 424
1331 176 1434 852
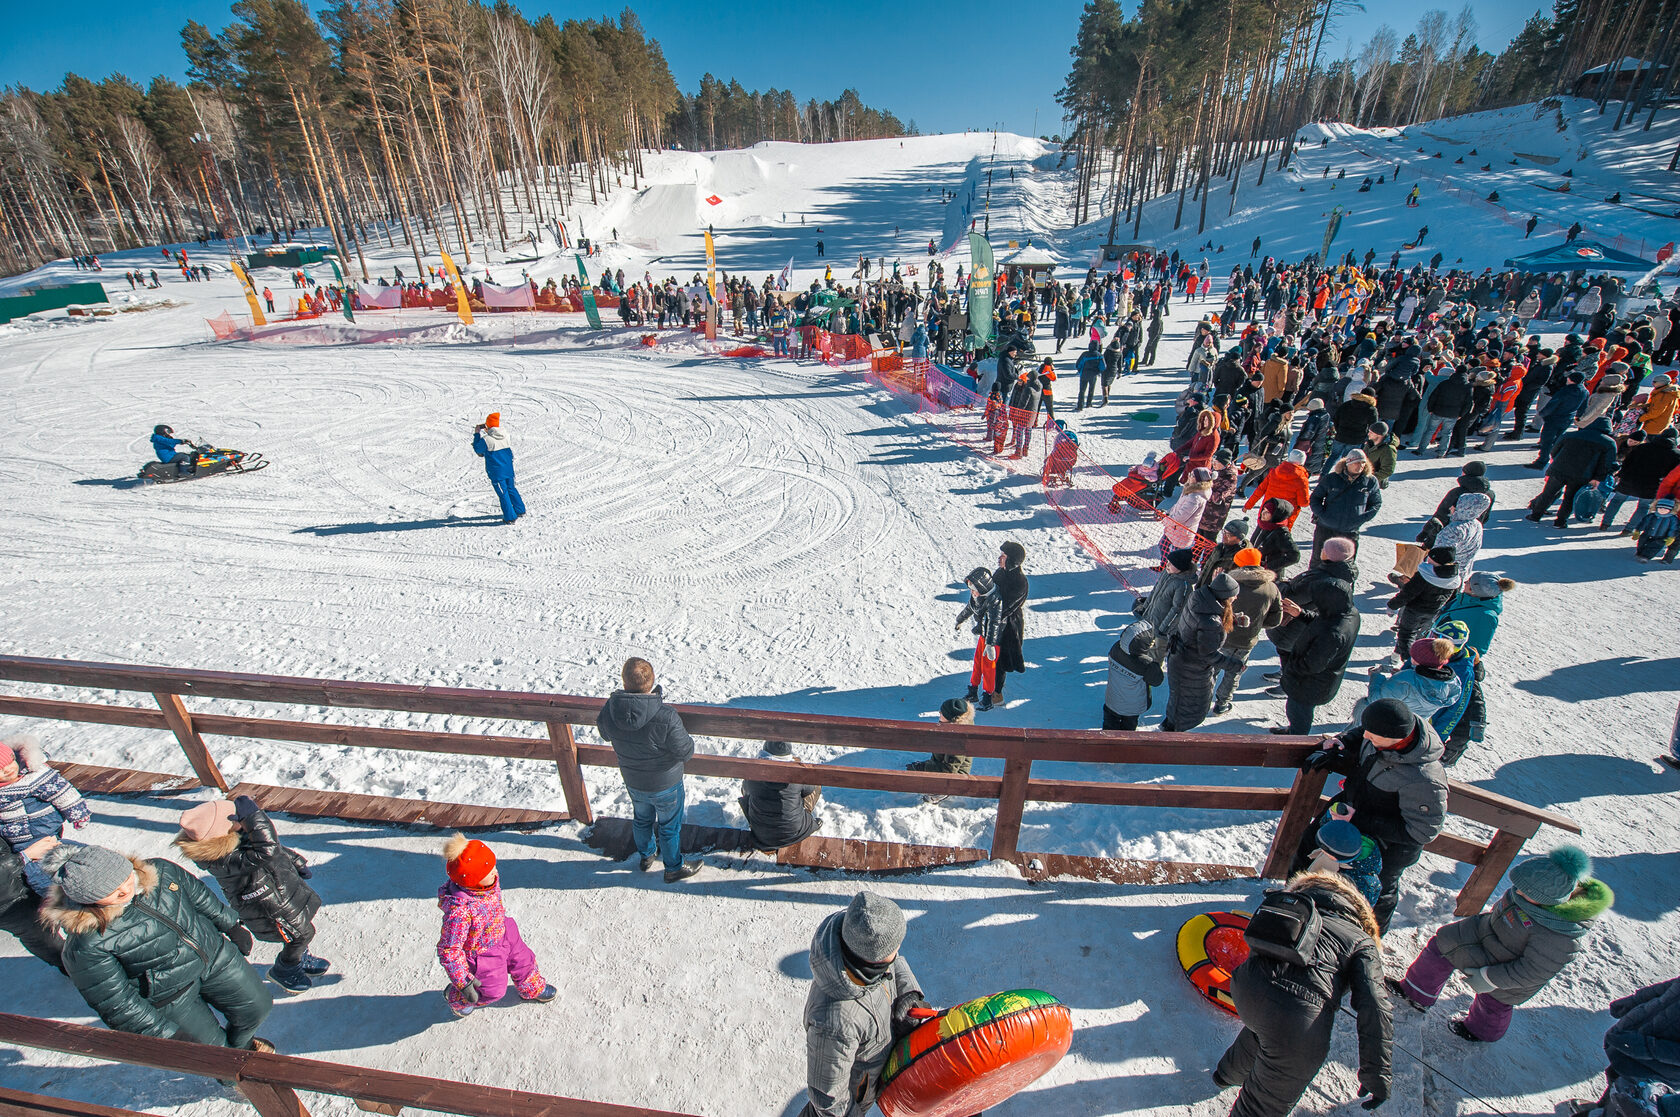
1109 452 1167 513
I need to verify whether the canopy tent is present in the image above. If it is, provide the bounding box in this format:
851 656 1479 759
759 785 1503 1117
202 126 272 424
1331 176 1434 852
1001 244 1057 287
1501 240 1655 273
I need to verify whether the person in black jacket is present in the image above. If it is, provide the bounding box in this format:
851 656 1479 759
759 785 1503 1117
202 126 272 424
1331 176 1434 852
1160 574 1239 732
1309 451 1383 564
1323 392 1380 478
0 840 61 970
1600 976 1680 1099
741 741 821 849
1213 870 1393 1116
174 795 325 993
1372 371 1420 432
1527 416 1618 528
1528 372 1589 467
1415 366 1472 458
992 542 1030 702
1251 498 1301 577
1385 547 1460 667
597 658 702 883
1294 699 1450 931
1602 430 1680 531
1271 578 1360 735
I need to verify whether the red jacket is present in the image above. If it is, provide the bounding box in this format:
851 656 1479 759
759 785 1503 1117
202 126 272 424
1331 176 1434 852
1243 461 1311 525
1657 463 1680 503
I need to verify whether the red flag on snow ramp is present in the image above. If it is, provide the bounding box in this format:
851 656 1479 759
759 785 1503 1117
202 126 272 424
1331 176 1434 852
706 194 723 206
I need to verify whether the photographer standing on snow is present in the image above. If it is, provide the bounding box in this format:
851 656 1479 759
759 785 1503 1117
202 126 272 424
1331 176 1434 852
472 412 525 524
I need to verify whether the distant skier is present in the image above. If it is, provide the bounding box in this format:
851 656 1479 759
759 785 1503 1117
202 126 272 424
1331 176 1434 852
1524 215 1538 238
472 413 525 524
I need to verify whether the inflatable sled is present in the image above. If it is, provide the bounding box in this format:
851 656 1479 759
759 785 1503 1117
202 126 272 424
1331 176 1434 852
1178 911 1251 1016
877 988 1072 1117
139 445 267 484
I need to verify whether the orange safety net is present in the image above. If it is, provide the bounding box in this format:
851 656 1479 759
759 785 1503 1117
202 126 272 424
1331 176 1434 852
204 312 246 340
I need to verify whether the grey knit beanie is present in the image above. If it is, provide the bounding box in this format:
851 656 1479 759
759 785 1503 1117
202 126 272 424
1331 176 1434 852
840 891 906 962
43 844 136 905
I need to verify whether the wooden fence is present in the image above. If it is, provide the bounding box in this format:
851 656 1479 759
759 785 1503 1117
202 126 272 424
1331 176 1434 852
0 655 1578 914
0 1013 697 1117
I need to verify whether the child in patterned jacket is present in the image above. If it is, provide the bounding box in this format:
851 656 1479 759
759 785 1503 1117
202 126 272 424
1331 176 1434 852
0 739 92 891
437 834 556 1017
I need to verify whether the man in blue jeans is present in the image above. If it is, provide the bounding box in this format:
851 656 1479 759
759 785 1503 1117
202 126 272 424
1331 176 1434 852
596 658 702 883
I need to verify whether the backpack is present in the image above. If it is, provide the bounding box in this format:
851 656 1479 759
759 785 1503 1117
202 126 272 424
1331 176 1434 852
1572 479 1611 523
1244 891 1322 967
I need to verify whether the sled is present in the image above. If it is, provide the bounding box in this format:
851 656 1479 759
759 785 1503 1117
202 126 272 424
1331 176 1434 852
138 446 268 484
878 989 1072 1117
1178 910 1251 1016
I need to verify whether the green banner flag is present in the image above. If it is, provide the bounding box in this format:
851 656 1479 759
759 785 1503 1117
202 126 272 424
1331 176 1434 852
966 233 995 349
576 255 602 329
327 258 353 321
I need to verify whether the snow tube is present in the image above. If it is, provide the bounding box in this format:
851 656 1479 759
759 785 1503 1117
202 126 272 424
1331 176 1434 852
1178 910 1251 1016
877 989 1071 1117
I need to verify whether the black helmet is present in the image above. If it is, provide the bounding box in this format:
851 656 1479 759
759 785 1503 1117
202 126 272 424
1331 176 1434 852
154 424 172 436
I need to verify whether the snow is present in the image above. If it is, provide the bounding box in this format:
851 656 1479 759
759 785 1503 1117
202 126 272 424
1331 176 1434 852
2 103 1679 1117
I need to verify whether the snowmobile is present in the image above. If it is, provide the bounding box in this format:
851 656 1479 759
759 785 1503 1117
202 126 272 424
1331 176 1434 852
138 442 268 484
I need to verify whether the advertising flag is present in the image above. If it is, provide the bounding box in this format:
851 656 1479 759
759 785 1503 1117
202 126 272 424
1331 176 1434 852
966 233 995 348
228 258 267 327
440 250 474 325
576 255 602 329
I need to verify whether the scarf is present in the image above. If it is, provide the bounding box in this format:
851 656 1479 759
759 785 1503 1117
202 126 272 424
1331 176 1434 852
839 936 894 985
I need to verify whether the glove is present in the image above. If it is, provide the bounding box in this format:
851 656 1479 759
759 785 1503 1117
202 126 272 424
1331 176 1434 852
457 977 482 1003
1358 1077 1390 1110
227 923 255 956
1302 748 1338 771
1463 966 1497 994
985 645 998 662
232 795 260 823
891 991 936 1039
289 850 313 879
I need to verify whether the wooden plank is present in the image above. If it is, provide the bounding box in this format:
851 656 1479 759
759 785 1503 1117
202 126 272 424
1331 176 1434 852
1025 779 1290 811
1454 829 1529 917
776 835 989 873
582 818 757 860
1447 781 1581 836
1260 768 1328 879
192 714 551 761
1010 852 1256 885
227 783 566 831
545 721 594 825
0 1014 700 1117
573 744 1007 799
1423 831 1487 866
0 695 171 730
236 1080 312 1117
51 762 200 796
152 693 228 793
990 757 1032 860
0 1085 164 1117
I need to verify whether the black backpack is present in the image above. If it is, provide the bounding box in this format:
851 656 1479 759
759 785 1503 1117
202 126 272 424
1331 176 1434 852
1245 891 1322 967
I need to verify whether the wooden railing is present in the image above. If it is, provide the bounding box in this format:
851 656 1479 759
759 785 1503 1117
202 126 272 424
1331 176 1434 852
0 1013 697 1117
0 655 1578 914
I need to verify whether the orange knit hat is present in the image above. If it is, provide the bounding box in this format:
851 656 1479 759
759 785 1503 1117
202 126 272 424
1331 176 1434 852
1233 547 1263 567
484 412 500 427
446 838 497 888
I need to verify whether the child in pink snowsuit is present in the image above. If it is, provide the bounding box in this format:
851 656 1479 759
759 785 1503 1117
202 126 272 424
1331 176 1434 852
436 834 555 1017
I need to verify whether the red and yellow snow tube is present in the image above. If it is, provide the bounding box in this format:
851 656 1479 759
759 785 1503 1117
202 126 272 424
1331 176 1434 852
876 989 1071 1117
1178 910 1251 1016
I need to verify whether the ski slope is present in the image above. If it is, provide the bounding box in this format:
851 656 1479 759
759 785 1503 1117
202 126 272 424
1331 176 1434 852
1 104 1679 1117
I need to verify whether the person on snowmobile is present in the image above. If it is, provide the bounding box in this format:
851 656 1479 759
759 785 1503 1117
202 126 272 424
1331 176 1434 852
151 425 194 474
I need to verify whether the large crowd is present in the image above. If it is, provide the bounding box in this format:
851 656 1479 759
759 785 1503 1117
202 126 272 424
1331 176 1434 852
11 237 1680 1117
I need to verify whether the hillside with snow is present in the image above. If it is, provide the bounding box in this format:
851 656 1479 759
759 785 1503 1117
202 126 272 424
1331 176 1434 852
1 100 1678 1117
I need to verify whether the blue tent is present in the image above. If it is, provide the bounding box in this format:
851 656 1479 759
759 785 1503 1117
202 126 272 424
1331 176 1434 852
1502 240 1654 273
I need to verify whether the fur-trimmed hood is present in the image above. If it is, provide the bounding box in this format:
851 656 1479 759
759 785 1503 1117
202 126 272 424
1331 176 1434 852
174 831 241 864
1287 869 1383 948
40 856 154 936
3 738 47 772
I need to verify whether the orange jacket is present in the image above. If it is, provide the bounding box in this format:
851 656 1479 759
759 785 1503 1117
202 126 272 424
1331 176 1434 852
1243 461 1310 525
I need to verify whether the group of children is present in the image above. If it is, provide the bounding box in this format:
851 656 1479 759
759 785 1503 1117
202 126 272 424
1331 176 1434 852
4 735 550 1018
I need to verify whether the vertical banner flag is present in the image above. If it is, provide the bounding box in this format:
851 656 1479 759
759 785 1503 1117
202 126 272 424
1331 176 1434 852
228 258 267 327
704 230 718 340
1321 206 1344 263
575 255 602 329
440 250 474 325
778 256 793 290
966 232 994 349
327 258 354 321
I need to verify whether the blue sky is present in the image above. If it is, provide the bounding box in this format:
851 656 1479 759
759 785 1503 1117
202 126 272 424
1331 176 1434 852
1 0 1545 136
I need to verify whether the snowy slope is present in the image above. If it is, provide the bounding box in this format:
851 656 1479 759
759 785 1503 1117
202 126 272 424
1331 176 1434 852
1 110 1679 1117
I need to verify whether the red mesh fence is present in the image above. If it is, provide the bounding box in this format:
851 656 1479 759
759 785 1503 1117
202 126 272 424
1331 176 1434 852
842 359 1215 593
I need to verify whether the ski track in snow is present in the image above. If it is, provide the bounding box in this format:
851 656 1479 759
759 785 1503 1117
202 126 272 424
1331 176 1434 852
2 111 1679 1117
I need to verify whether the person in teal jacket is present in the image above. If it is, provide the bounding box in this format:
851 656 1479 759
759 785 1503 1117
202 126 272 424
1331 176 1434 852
1433 571 1514 657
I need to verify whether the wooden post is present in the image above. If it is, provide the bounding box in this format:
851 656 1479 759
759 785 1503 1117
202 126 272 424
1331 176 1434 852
545 721 594 825
1260 767 1327 879
152 692 228 792
990 756 1032 860
235 1080 312 1117
1454 829 1527 916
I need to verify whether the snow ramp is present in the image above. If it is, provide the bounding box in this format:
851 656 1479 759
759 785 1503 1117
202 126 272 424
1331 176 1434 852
622 183 708 253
